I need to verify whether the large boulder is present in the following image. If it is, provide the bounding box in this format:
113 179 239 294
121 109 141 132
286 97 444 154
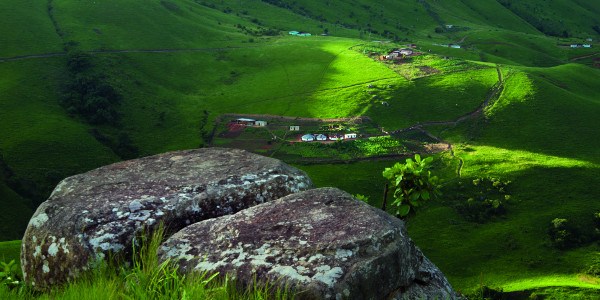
159 188 457 300
21 148 313 290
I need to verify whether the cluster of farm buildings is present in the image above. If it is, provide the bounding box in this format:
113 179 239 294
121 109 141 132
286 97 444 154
231 118 358 142
570 44 593 48
300 132 357 142
288 31 312 37
379 45 420 61
233 118 268 127
570 38 593 48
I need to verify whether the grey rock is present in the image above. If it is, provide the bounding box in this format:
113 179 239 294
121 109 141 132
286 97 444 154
21 148 313 290
159 188 457 299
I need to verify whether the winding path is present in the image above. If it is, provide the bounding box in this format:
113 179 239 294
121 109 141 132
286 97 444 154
390 65 505 176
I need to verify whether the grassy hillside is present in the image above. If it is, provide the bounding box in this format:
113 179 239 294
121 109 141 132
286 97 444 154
0 1 63 57
0 183 31 241
497 0 600 38
1 0 599 298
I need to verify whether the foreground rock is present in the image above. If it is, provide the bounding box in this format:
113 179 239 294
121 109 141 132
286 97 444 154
159 188 457 299
21 148 312 290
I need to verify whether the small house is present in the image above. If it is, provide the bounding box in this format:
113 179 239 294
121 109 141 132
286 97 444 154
386 52 399 60
344 133 357 139
316 134 328 141
583 44 592 48
450 44 461 49
329 134 344 141
301 134 315 142
255 120 267 127
399 49 413 56
289 125 300 131
289 31 299 35
587 38 593 42
445 25 454 29
570 44 580 48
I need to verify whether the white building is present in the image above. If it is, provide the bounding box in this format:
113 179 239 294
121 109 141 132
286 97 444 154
399 49 413 55
329 134 344 141
344 133 357 139
583 44 592 48
236 118 256 125
254 120 267 127
289 125 300 131
301 134 315 142
316 134 328 141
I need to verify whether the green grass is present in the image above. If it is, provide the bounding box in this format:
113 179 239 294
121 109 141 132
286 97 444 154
0 1 63 57
52 0 252 50
0 240 20 265
430 0 539 34
0 183 31 241
478 65 600 163
367 67 499 129
0 57 119 185
496 0 600 39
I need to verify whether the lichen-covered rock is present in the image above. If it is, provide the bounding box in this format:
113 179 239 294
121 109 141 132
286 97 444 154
21 148 312 290
159 188 457 300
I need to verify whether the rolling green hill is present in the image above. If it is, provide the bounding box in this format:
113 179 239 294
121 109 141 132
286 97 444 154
1 0 599 297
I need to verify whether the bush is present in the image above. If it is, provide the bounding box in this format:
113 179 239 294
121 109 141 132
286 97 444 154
383 154 441 217
593 212 600 240
0 260 23 291
548 218 580 250
453 177 510 223
61 50 122 125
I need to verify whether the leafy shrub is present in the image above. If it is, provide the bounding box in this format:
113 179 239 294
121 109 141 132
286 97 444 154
0 260 22 291
383 154 441 217
453 177 510 223
354 194 370 203
548 218 580 250
593 212 600 240
584 253 600 277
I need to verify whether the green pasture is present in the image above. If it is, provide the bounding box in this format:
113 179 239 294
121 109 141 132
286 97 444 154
368 67 499 130
0 58 119 183
0 183 30 241
0 240 20 269
0 0 63 57
478 65 600 163
430 0 539 34
52 0 253 50
495 0 600 39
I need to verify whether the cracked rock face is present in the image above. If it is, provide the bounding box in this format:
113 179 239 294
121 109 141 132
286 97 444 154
158 188 457 300
21 148 313 290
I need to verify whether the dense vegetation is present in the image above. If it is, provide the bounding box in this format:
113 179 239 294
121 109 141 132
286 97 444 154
1 0 599 298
